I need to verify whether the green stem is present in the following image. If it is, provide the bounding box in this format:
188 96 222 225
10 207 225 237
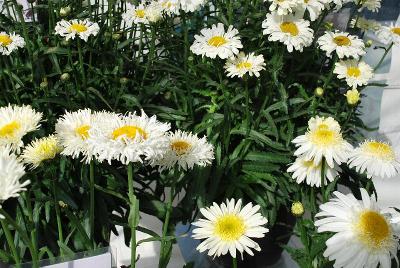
1 220 21 267
52 179 64 246
323 55 338 90
89 160 95 246
181 11 193 119
244 76 250 132
158 181 174 268
77 39 87 88
127 163 139 268
2 57 20 104
374 43 393 72
141 26 156 86
232 257 238 268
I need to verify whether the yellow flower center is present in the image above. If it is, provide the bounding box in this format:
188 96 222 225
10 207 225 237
162 1 173 8
135 9 146 18
208 36 227 47
310 128 339 147
170 140 191 155
280 22 299 36
347 67 361 77
333 35 351 46
364 141 395 160
304 0 309 3
36 140 60 161
391 27 400 36
0 34 12 47
112 125 147 140
236 61 252 70
291 202 304 217
0 121 21 137
302 159 318 168
75 125 90 140
356 210 391 250
214 214 245 241
69 23 88 33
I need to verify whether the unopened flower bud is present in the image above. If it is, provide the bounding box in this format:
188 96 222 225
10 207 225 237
40 80 48 89
120 77 129 84
112 33 122 40
60 6 71 17
291 201 304 217
365 40 373 48
345 88 360 105
314 87 324 97
60 73 70 82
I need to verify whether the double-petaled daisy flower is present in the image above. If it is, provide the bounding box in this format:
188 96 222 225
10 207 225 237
88 111 170 165
0 32 25 56
315 188 400 268
55 109 95 162
265 0 303 15
287 156 339 187
21 135 62 169
262 13 314 53
55 19 100 41
292 116 353 168
151 130 214 171
317 31 365 59
224 52 266 78
180 0 207 12
298 0 327 21
122 3 149 25
0 146 29 204
350 17 381 31
0 105 42 152
158 0 180 15
359 0 381 12
192 199 269 258
376 23 400 45
348 140 400 178
190 23 242 59
334 60 373 88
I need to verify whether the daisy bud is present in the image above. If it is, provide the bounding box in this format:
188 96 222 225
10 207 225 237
112 33 122 41
40 80 48 89
120 77 129 84
291 202 304 217
60 73 70 82
365 39 373 47
314 87 324 96
344 88 360 105
60 6 71 17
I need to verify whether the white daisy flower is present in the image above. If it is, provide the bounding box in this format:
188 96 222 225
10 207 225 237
55 109 95 162
262 13 314 53
179 0 207 12
192 199 269 258
55 19 100 42
151 130 214 171
0 105 42 152
224 52 266 78
145 1 163 23
292 116 353 168
158 0 180 15
334 59 373 88
0 32 25 56
315 188 400 268
88 110 170 165
21 135 62 169
350 17 381 31
376 23 400 45
317 31 365 59
122 3 149 25
0 146 29 204
298 0 327 21
359 0 381 12
190 23 243 59
287 156 340 187
331 0 354 10
265 0 303 16
348 140 400 179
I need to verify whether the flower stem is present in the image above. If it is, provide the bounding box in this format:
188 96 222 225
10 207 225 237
374 42 393 72
232 257 238 268
52 179 64 246
158 180 175 268
320 158 327 203
1 219 21 267
77 39 87 88
89 160 95 247
127 163 139 268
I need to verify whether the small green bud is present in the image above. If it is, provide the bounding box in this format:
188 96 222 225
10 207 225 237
60 6 71 17
365 40 373 48
112 33 122 40
40 80 48 89
120 77 129 84
314 87 324 97
60 73 70 82
291 202 305 217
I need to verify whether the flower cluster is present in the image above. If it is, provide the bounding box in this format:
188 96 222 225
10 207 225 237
55 109 214 170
